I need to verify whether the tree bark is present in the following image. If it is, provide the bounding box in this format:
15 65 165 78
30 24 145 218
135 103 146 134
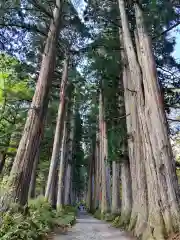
98 100 102 209
120 159 132 224
0 134 12 175
118 6 148 235
51 168 58 209
0 0 62 208
94 135 100 210
56 110 68 210
118 0 180 238
45 56 69 202
0 152 6 174
86 156 93 211
28 147 40 199
134 3 180 238
100 89 110 215
112 161 121 214
64 164 72 205
64 101 75 205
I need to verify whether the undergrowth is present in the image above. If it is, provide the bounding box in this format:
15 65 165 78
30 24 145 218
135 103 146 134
93 209 117 222
0 196 76 240
112 215 121 227
94 209 102 219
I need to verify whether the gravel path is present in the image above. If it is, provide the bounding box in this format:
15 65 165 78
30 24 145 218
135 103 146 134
54 211 136 240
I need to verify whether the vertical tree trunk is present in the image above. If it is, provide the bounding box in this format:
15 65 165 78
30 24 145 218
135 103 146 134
69 180 73 205
112 161 121 214
64 164 72 205
86 156 93 211
98 103 102 209
45 56 69 202
120 159 132 224
118 0 180 238
64 101 75 205
104 120 111 209
0 152 6 174
118 7 147 235
116 37 133 223
28 147 40 199
0 134 12 175
87 138 96 212
56 110 68 210
134 3 180 238
100 89 109 215
92 135 99 211
51 169 58 209
94 135 100 210
0 0 62 208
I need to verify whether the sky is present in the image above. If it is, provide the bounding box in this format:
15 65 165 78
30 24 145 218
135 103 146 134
169 26 180 132
172 26 180 61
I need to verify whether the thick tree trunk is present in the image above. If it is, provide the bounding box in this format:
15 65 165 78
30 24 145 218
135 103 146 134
104 119 111 209
86 156 93 211
64 102 75 205
51 169 58 209
0 135 12 174
56 111 68 210
98 105 102 209
115 62 130 218
91 173 95 209
111 161 121 214
87 138 96 212
120 159 132 224
28 147 40 199
119 0 180 238
94 135 100 209
64 164 71 205
134 3 180 238
69 180 73 205
100 89 110 215
45 57 69 202
92 134 100 211
118 6 147 235
0 152 6 174
0 0 62 208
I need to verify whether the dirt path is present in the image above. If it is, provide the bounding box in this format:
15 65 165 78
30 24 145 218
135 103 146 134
54 211 136 240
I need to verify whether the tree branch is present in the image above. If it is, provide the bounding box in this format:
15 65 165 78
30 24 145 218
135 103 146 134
153 21 180 39
167 118 180 122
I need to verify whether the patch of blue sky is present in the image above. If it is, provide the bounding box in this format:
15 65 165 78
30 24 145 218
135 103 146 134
171 26 180 62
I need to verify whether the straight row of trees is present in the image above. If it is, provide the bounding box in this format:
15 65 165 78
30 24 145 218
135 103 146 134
0 0 179 239
84 0 180 239
0 0 87 209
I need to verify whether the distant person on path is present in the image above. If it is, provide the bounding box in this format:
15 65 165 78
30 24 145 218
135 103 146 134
78 204 85 211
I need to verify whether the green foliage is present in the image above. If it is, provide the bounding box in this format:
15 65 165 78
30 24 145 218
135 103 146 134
94 209 102 220
61 205 78 216
104 213 116 222
112 215 121 228
0 197 76 240
94 209 116 222
0 53 34 174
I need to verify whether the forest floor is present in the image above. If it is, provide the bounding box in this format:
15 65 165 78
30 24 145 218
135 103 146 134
53 211 136 240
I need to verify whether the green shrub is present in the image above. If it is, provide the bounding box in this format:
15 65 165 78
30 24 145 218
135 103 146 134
104 213 116 222
0 196 76 240
112 215 121 227
94 209 102 220
62 205 77 215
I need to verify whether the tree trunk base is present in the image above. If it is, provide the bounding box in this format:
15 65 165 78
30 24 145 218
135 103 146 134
119 210 131 228
142 225 165 240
